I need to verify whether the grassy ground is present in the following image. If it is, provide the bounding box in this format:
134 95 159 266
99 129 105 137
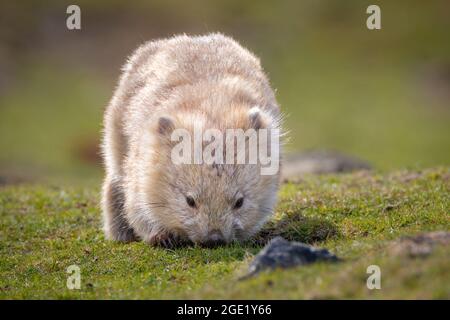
1 167 448 299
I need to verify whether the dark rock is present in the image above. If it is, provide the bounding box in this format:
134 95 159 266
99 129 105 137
282 149 371 181
243 237 339 279
389 231 450 258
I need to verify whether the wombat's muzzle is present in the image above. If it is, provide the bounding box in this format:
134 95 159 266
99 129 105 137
201 229 226 248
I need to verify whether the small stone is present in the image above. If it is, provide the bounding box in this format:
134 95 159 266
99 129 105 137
243 237 339 279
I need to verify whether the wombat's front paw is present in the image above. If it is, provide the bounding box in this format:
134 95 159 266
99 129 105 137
105 226 137 243
146 232 189 248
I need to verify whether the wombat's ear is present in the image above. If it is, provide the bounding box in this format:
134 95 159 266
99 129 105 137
157 116 175 136
248 106 271 129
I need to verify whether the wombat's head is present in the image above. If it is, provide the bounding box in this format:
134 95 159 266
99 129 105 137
144 104 281 246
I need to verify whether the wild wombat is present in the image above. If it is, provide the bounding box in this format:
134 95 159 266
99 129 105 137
101 34 282 247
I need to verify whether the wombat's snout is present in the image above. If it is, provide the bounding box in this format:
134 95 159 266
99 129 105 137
201 229 226 248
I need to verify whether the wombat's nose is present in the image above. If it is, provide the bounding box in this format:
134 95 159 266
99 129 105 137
202 230 225 247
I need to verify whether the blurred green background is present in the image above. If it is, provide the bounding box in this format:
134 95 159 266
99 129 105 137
0 0 449 183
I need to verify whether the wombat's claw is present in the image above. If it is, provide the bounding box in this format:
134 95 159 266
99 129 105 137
116 228 137 243
106 226 136 243
148 233 178 248
150 233 194 248
159 237 175 248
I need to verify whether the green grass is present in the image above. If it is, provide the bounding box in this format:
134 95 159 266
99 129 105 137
1 167 448 299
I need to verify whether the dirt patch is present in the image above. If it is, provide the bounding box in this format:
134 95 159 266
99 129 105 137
282 149 371 182
389 231 450 258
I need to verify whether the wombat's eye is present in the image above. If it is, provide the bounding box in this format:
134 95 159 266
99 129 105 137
186 196 197 208
233 197 244 209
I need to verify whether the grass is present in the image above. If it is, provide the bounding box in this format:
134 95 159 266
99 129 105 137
1 167 448 299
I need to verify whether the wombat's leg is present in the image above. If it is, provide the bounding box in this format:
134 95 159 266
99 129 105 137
144 231 189 248
102 177 136 242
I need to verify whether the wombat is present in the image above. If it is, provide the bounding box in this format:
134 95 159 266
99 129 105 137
101 34 282 247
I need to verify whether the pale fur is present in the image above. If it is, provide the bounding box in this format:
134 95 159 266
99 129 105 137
101 33 282 246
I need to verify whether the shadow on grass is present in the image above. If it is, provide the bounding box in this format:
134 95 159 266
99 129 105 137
252 212 339 246
163 211 339 265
